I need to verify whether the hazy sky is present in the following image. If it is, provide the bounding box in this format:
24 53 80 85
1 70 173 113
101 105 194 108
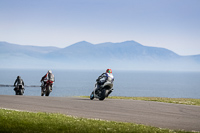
0 0 200 55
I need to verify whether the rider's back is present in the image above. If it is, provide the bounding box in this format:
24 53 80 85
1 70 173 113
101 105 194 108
48 73 55 82
15 77 24 85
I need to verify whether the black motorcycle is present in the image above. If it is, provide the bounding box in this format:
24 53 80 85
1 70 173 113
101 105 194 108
14 84 25 95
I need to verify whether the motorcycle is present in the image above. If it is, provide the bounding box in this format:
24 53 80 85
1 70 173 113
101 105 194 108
41 80 53 96
14 84 25 95
90 79 114 101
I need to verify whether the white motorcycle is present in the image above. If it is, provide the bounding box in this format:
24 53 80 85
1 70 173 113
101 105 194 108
90 78 114 101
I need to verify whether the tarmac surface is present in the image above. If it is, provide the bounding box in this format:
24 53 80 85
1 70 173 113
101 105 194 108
0 95 200 131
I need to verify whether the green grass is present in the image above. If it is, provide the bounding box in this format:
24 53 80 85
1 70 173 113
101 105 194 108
109 96 200 106
0 109 196 133
82 96 200 106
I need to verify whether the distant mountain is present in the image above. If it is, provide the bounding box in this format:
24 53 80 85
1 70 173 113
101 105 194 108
0 41 200 71
0 41 60 58
48 41 180 61
0 42 60 69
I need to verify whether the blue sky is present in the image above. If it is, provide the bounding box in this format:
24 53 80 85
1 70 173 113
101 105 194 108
0 0 200 55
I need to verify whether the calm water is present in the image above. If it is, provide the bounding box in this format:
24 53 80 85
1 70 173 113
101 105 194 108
0 69 199 99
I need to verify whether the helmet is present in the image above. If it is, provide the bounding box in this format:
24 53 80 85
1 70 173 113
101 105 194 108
106 69 112 73
17 76 21 79
48 70 52 74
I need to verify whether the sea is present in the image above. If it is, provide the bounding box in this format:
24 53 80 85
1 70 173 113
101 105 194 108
0 69 199 99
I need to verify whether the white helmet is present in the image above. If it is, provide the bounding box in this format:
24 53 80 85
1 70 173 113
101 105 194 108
48 70 52 74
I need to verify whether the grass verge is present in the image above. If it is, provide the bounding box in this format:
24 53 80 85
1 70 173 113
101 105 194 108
0 109 196 133
82 96 200 106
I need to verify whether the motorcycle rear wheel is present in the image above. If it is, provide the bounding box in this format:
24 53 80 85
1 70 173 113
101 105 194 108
99 89 106 101
46 85 51 96
19 89 23 95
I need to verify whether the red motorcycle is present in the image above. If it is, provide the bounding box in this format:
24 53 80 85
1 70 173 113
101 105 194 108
41 80 53 96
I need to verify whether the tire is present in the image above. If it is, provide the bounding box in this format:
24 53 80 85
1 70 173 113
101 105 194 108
15 88 19 95
90 92 94 100
41 87 44 96
19 89 23 95
99 89 106 101
22 89 24 95
41 91 44 96
46 86 51 96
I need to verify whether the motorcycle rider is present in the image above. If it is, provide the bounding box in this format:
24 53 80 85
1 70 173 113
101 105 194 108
14 76 24 90
96 69 114 92
40 70 55 92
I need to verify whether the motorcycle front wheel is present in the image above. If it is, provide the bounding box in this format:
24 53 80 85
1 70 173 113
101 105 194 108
90 92 94 100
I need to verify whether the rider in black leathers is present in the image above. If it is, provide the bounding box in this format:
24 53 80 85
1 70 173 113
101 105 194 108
14 76 24 90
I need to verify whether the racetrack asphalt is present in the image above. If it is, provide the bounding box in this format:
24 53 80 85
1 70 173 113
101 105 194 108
0 95 200 132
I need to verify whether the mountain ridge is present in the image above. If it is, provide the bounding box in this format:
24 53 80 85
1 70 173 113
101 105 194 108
0 41 200 71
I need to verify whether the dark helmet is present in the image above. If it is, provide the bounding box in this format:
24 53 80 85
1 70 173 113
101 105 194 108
17 76 21 79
